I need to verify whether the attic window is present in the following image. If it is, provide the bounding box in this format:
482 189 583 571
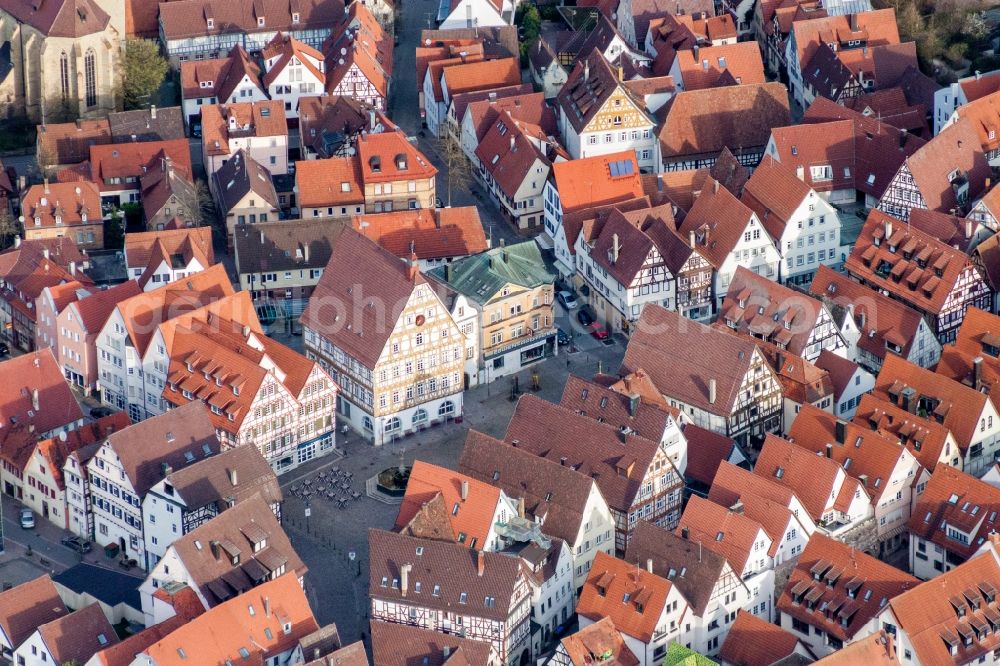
206 18 214 28
341 182 351 192
370 156 381 172
414 582 422 593
432 584 441 596
292 11 300 22
485 596 496 608
257 16 265 26
866 173 876 186
459 592 468 604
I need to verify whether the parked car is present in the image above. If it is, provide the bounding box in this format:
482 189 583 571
557 290 579 309
61 535 92 553
577 307 596 327
589 322 610 340
556 328 571 346
19 508 34 529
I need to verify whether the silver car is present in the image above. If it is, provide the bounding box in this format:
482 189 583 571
557 290 579 309
19 508 34 529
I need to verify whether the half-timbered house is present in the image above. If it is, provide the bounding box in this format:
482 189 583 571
717 266 849 362
877 117 990 221
845 210 992 344
624 304 783 449
369 529 532 665
261 33 325 119
141 446 282 568
323 3 393 111
573 201 679 334
555 49 659 172
504 394 684 554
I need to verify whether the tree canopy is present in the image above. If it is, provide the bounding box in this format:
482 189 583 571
121 38 168 110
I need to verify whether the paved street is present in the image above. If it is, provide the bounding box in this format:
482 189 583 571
387 0 525 248
284 303 626 643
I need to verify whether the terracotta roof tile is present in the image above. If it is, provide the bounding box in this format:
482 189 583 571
169 497 307 608
624 521 727 616
442 57 520 99
369 622 495 666
908 465 1000 562
201 102 287 158
36 119 112 166
458 430 596 546
815 349 862 402
812 630 897 665
776 533 917 642
873 353 987 453
368 529 525 623
846 209 978 315
503 394 666 513
740 155 812 241
676 178 756 268
791 9 900 71
560 374 678 440
887 551 1000 664
351 208 486 261
810 265 928 364
789 403 912 503
0 576 68 648
551 151 643 213
576 551 673 643
676 496 767 574
890 116 990 216
475 111 550 201
140 574 317 664
301 228 424 367
159 0 344 41
294 158 364 209
754 434 855 521
35 602 118 665
125 227 215 280
852 393 953 473
557 49 653 135
394 460 502 550
558 617 639 666
0 349 83 445
683 425 739 486
623 304 767 415
719 609 802 666
625 0 714 51
659 82 790 162
675 42 765 90
21 180 102 230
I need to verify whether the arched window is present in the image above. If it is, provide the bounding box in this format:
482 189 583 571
412 408 428 425
84 50 96 108
59 52 69 100
362 416 373 431
438 401 455 417
384 416 400 433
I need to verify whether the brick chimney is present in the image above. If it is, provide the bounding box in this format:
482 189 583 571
477 549 485 576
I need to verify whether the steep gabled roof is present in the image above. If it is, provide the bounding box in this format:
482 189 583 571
907 465 1000 562
719 610 803 666
777 533 917 642
577 551 673 643
659 82 790 160
623 304 767 416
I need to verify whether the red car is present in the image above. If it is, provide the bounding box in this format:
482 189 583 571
589 322 610 340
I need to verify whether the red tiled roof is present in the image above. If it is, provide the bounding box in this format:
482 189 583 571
809 264 928 364
659 82 790 161
676 495 766 574
676 178 756 268
551 151 643 213
294 158 364 209
719 610 802 666
623 304 767 416
83 139 193 194
675 42 765 91
852 393 953 473
682 425 738 486
576 551 672 643
0 349 82 445
357 130 436 184
790 9 900 72
908 464 1000 562
777 533 917 642
846 209 978 316
753 434 853 521
788 403 911 504
201 102 287 157
394 460 502 550
351 208 486 261
558 617 639 666
887 550 1000 664
894 116 990 215
21 180 101 230
716 266 830 359
873 353 987 453
740 155 813 241
475 110 550 201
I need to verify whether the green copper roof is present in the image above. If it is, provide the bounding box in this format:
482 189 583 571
427 240 555 305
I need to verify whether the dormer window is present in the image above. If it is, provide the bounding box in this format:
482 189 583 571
257 16 265 26
292 11 300 22
206 17 214 28
369 156 381 173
